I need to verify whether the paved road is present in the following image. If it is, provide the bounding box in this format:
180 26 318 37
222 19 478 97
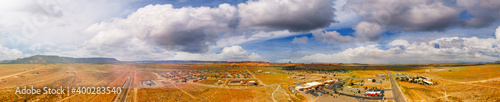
114 66 135 102
387 68 406 102
336 92 391 100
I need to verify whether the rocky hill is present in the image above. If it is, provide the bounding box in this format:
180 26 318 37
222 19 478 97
2 55 118 64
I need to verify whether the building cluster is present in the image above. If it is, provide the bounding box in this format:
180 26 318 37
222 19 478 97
294 79 338 91
291 70 351 75
227 80 258 86
140 80 156 86
156 70 253 83
287 74 306 80
65 71 77 74
397 74 436 85
282 66 351 75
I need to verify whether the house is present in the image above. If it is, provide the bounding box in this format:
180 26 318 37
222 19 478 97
295 86 305 91
423 80 434 85
365 89 383 97
418 76 430 80
248 81 257 85
323 80 335 84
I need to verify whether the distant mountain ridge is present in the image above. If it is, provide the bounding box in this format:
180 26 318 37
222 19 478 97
1 55 230 64
131 60 227 63
2 55 118 64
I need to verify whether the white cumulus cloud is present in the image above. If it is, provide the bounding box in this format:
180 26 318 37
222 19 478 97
389 39 410 46
83 3 238 53
0 44 27 60
292 36 308 44
311 29 354 43
292 33 500 64
496 26 500 40
78 0 337 61
238 0 334 31
166 46 266 61
324 0 500 43
219 46 265 61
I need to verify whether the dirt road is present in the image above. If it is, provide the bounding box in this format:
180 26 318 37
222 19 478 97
0 67 41 79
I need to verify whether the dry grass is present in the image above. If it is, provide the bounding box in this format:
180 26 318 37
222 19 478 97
197 79 220 85
2 63 498 102
0 64 133 101
253 71 297 85
429 64 500 81
350 70 387 78
396 64 500 102
136 85 289 102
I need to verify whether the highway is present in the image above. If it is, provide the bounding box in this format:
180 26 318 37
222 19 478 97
337 92 391 100
114 66 135 102
387 68 407 102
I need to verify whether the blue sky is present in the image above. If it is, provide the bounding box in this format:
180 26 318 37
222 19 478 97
0 0 500 64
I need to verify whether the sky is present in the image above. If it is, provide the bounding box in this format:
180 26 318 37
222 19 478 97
1 0 500 64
